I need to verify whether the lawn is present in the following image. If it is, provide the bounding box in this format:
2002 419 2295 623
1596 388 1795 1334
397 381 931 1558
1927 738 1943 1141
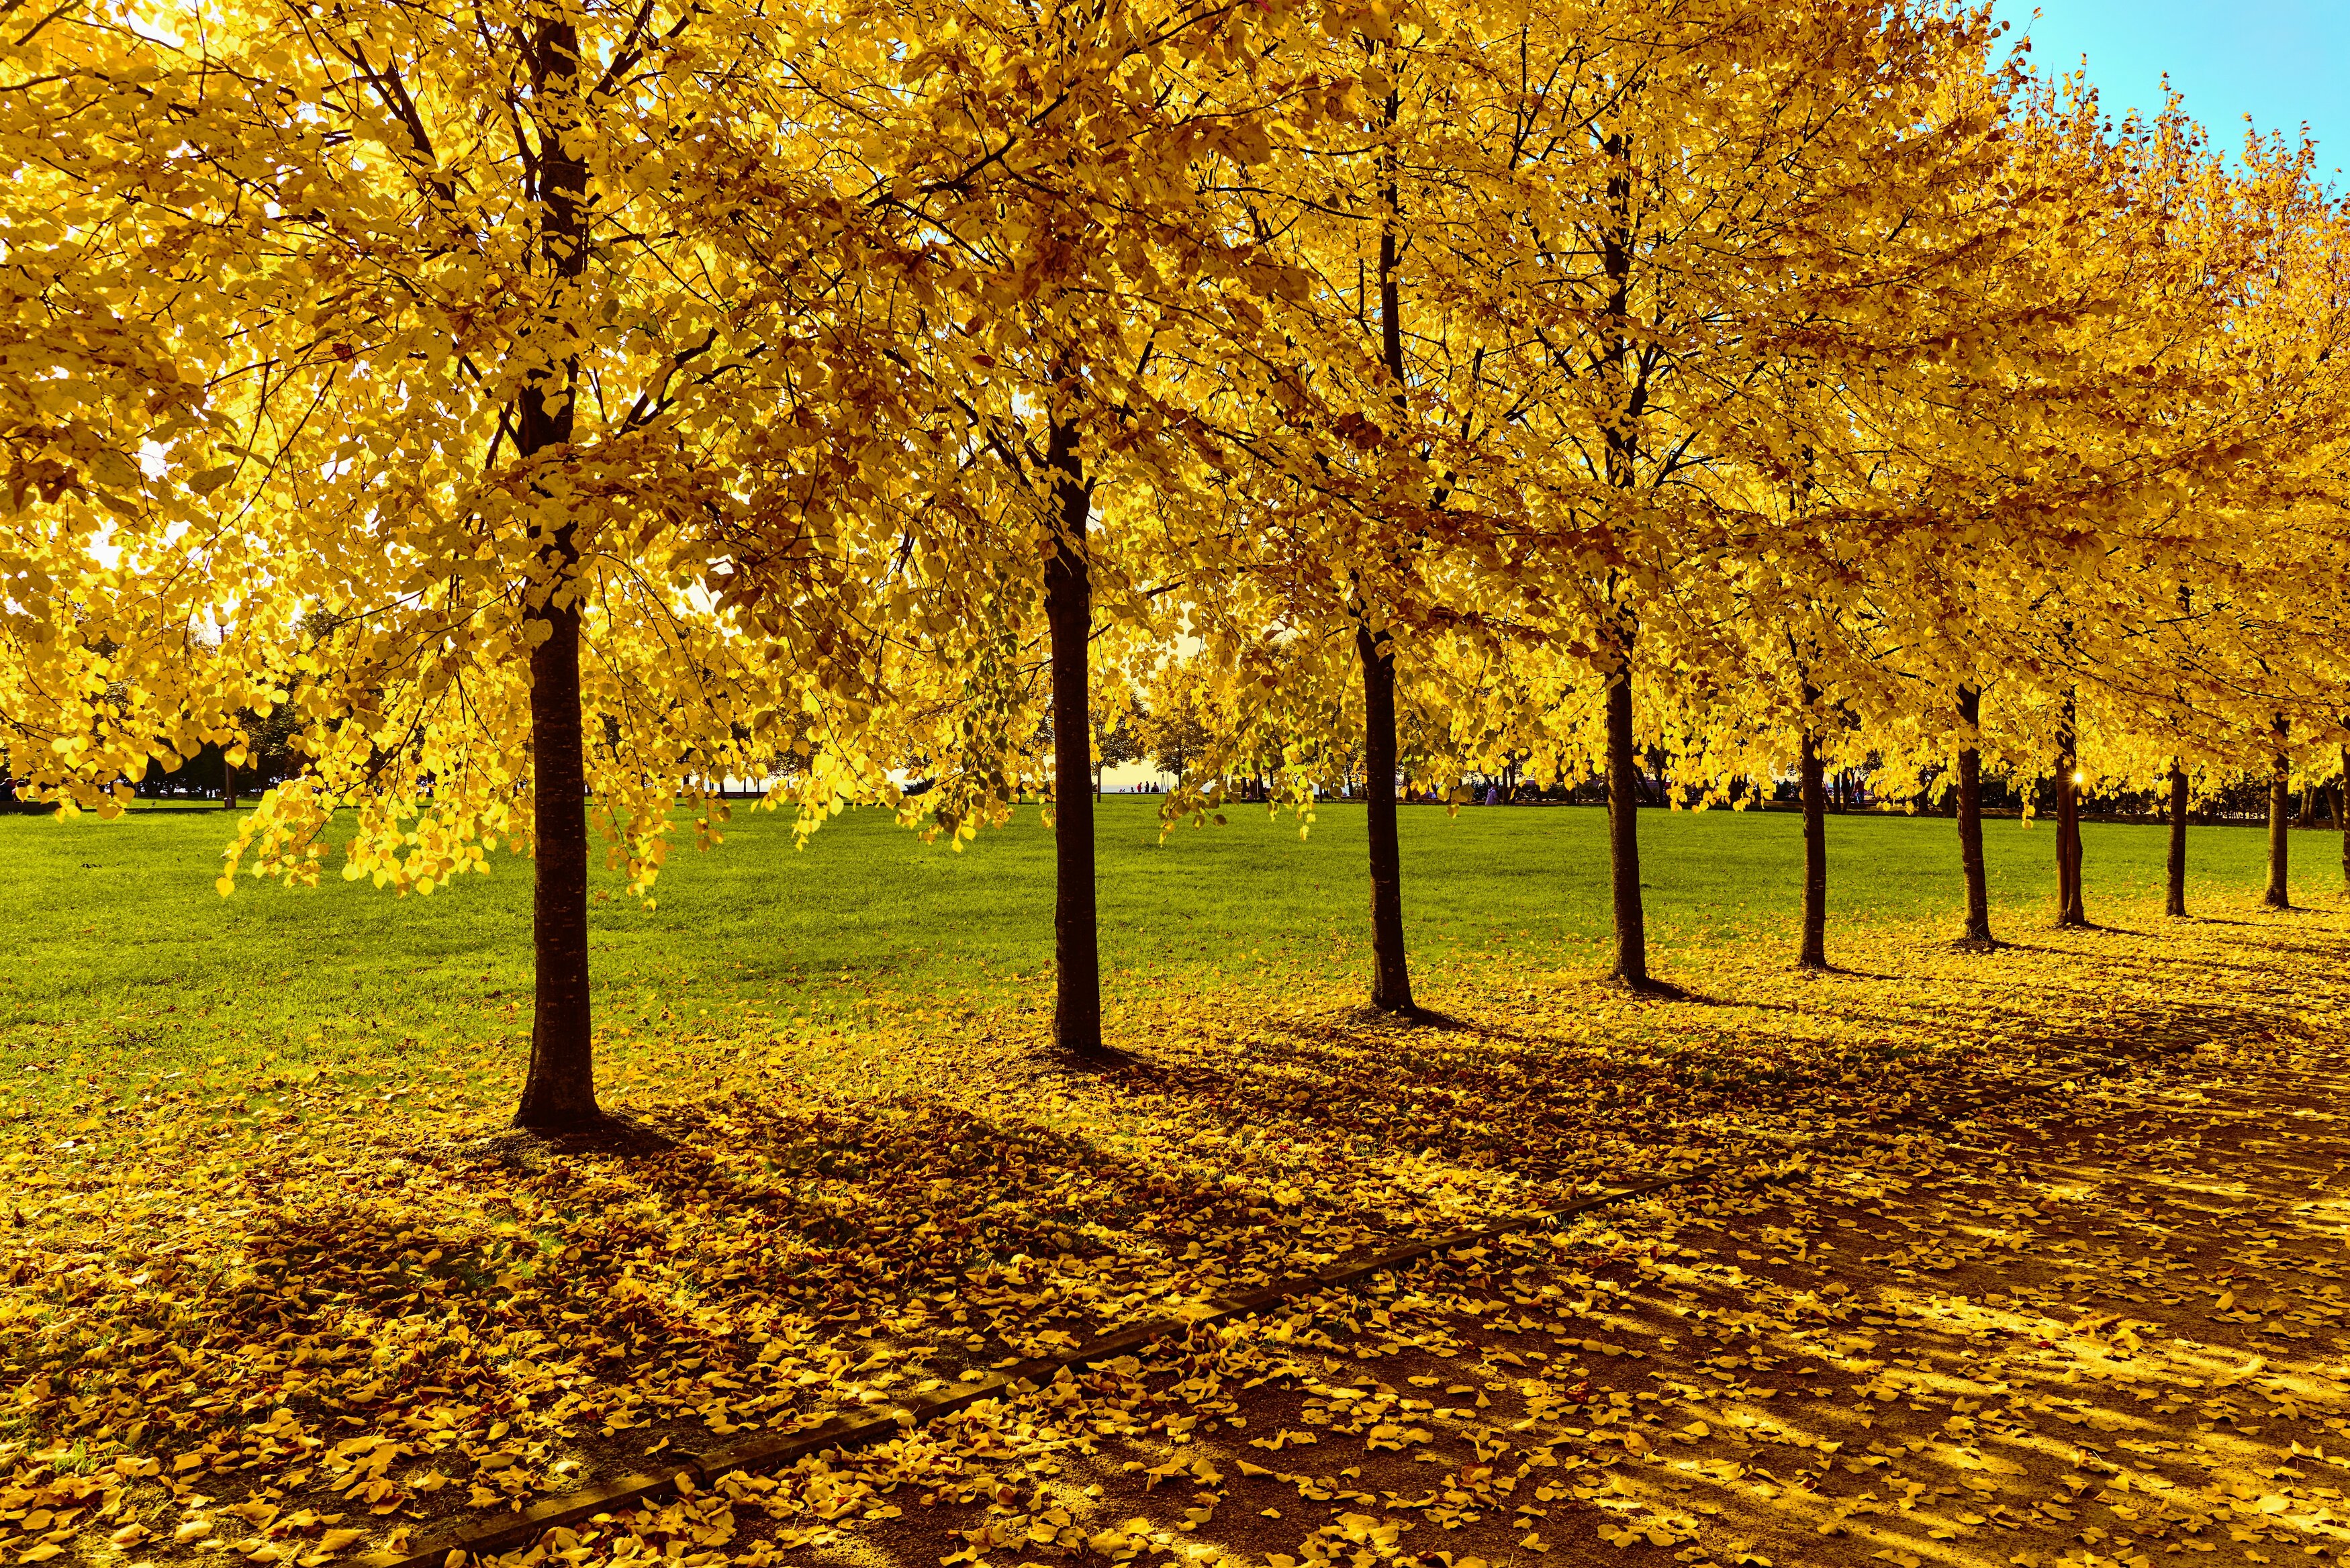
5 797 2330 1108
5 794 2348 1568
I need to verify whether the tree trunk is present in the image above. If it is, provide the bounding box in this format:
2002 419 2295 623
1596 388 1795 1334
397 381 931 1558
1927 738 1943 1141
515 574 596 1126
1353 77 1417 1018
1605 665 1648 987
513 16 600 1129
2055 693 2086 927
2340 746 2349 895
2165 761 2190 918
2264 715 2292 909
1797 729 1827 970
1597 130 1648 991
1956 686 1991 942
1357 622 1414 1012
222 756 238 810
1044 415 1107 1058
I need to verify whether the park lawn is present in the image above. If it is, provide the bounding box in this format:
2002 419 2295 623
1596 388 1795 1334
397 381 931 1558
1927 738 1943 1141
1 796 2332 1118
0 791 2345 1568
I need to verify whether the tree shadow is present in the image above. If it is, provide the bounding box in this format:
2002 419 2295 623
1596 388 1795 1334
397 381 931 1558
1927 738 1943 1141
436 1110 682 1169
1603 973 1699 1001
1323 1001 1478 1030
1035 1040 1149 1075
1795 961 1899 979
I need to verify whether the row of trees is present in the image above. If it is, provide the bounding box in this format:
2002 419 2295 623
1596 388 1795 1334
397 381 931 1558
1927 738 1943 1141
7 0 2347 1128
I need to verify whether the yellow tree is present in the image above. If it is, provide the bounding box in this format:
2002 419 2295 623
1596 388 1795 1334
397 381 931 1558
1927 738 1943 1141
1152 0 1624 1016
120 0 925 1129
773 0 1357 1059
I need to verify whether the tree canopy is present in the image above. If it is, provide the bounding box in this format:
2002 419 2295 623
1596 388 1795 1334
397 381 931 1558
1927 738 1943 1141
7 0 2349 1118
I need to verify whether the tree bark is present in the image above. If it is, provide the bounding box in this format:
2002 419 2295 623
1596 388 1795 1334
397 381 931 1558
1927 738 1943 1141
2055 693 2086 927
513 14 600 1129
2264 715 2292 909
516 570 595 1126
1956 686 1991 942
1353 73 1417 1018
1605 665 1648 987
222 756 238 810
1044 415 1107 1059
1797 728 1827 970
2165 761 2190 918
2340 745 2349 896
1358 623 1414 1012
1596 129 1649 991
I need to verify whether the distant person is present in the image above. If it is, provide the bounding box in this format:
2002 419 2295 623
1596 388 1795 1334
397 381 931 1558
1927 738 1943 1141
1485 785 1499 806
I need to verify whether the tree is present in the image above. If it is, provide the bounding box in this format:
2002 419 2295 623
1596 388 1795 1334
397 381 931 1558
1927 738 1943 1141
1096 703 1147 797
786 0 1344 1061
160 0 919 1130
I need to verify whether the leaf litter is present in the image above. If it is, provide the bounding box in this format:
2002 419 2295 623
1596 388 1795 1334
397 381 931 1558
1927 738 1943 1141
3 897 2345 1568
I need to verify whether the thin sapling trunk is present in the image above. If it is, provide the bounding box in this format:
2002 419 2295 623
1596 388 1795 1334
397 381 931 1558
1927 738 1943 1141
1604 666 1648 987
1955 685 1991 943
2165 761 2190 918
1797 728 1827 970
1358 623 1414 1012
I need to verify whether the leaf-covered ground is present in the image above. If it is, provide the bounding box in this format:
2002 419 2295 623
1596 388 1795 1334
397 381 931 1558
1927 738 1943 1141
5 891 2345 1567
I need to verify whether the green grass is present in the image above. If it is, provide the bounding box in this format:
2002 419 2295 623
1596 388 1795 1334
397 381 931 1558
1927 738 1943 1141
6 797 2334 1095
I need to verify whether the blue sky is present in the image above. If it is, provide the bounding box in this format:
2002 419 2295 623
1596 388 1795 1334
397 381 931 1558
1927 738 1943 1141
1985 0 2347 175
